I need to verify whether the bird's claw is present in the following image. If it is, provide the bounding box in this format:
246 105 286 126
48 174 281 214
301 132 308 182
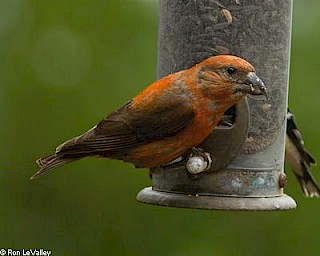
186 147 212 176
155 147 212 179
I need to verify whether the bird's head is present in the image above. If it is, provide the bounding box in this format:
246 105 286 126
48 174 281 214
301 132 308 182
197 55 267 101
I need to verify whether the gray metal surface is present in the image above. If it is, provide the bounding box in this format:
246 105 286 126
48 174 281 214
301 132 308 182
137 188 296 211
152 168 282 197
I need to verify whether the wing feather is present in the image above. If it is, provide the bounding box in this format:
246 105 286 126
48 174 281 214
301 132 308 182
54 98 194 158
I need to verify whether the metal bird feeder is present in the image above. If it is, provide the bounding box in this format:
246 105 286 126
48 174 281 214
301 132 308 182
137 0 296 210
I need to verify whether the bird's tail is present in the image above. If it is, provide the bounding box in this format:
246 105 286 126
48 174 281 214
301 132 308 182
294 163 320 197
30 154 79 180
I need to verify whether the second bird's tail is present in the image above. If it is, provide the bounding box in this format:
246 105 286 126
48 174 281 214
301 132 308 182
285 110 319 197
293 162 320 197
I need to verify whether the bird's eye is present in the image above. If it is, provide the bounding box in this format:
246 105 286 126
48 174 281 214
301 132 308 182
227 67 237 75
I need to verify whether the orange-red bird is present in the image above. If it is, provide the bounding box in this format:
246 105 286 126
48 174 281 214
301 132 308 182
31 55 267 179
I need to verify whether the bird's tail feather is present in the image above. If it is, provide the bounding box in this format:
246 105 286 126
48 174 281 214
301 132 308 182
31 154 79 180
294 163 320 197
36 154 57 167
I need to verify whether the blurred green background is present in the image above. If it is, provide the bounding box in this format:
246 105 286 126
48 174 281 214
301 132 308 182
1 0 320 255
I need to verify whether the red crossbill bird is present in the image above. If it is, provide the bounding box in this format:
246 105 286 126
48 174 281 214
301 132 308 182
285 110 319 197
31 55 267 180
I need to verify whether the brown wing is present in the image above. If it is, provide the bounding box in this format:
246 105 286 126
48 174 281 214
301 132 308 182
55 98 195 158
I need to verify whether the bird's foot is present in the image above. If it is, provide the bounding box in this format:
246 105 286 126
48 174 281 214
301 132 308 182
152 147 212 180
186 147 212 176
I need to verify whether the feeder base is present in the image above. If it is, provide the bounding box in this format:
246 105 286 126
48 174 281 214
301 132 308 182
136 187 297 211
